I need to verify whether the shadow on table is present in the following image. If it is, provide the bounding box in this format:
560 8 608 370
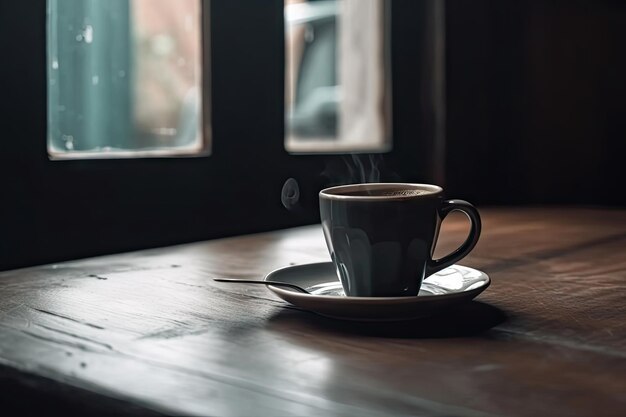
267 301 506 339
0 364 164 416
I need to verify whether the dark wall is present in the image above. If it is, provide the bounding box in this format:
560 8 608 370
0 0 436 271
445 0 626 205
1 0 623 271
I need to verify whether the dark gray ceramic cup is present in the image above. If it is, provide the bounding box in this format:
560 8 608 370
319 183 481 297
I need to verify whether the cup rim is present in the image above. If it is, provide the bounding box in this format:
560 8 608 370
319 183 443 201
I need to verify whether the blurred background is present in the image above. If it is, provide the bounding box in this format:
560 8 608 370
47 0 202 155
0 0 624 271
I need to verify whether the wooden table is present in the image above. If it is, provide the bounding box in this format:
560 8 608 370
0 207 624 416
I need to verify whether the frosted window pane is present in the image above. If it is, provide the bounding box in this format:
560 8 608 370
285 0 391 153
47 0 206 158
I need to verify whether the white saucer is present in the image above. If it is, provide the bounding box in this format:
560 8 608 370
265 262 490 321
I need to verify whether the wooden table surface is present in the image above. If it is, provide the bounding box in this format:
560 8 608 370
0 207 624 416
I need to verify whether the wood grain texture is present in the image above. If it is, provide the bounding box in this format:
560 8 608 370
0 207 624 416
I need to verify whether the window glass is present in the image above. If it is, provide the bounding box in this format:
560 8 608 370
285 0 391 153
47 0 205 158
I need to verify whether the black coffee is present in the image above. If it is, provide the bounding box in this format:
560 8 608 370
340 188 429 197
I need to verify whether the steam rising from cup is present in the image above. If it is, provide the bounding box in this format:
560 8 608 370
349 154 381 183
282 155 399 211
321 154 393 187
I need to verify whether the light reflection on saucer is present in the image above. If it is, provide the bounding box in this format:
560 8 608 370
306 265 487 297
308 282 345 296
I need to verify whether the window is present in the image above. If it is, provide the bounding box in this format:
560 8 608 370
285 0 391 153
47 0 207 158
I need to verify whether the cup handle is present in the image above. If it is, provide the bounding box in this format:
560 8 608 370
425 199 482 277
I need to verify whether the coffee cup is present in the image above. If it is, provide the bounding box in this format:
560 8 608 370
319 183 481 297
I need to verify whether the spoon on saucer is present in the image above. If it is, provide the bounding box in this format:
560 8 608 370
213 278 310 294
